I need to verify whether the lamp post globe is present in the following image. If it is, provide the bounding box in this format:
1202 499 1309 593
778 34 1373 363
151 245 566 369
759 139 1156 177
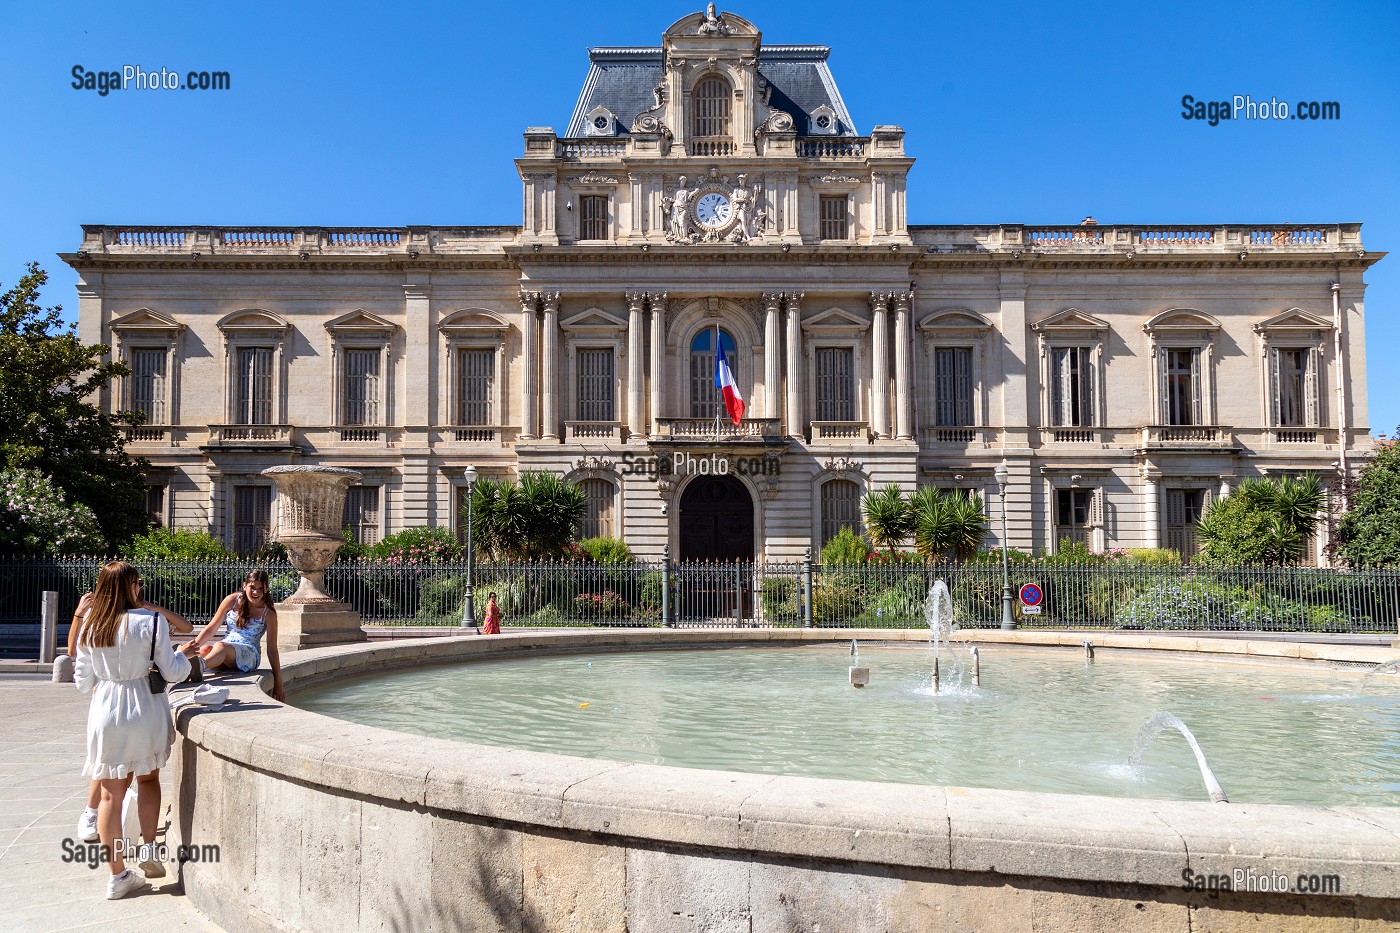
994 463 1015 631
461 465 479 630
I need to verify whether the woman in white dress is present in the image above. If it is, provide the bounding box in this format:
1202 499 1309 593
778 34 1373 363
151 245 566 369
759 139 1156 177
75 561 191 899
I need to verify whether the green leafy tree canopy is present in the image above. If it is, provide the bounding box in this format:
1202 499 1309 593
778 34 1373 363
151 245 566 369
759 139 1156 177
1336 436 1400 567
1196 475 1323 566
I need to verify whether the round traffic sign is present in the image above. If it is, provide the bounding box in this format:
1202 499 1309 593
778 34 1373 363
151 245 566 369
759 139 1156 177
1018 582 1043 607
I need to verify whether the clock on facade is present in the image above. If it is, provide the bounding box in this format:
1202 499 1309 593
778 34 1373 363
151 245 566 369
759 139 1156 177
694 192 732 228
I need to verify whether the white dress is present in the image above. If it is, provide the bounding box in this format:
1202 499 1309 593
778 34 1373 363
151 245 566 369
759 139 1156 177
75 608 192 780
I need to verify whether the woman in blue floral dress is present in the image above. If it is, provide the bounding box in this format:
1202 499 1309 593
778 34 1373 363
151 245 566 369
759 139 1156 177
182 570 284 702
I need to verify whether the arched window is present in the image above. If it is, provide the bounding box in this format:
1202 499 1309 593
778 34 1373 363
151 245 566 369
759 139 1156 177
580 478 616 539
692 76 732 141
820 479 863 546
690 329 737 419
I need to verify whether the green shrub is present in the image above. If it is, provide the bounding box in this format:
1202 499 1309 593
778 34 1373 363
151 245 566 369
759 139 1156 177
759 575 800 625
821 527 870 566
0 467 106 555
123 527 234 561
1122 548 1183 567
578 537 635 565
370 526 461 564
638 570 666 621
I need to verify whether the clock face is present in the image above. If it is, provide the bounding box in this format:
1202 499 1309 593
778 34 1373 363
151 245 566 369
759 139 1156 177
694 192 732 228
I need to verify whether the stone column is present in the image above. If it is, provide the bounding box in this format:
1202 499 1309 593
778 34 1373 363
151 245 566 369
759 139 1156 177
893 291 914 440
518 290 539 440
1143 466 1162 549
649 291 667 435
785 291 804 440
540 291 560 440
870 292 890 439
763 292 783 419
626 290 646 439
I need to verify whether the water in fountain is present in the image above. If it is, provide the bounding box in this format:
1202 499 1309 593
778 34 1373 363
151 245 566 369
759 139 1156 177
1357 658 1400 695
924 581 971 693
1128 711 1230 803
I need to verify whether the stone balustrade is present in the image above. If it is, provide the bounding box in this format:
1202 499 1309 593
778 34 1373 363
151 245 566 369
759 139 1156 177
810 421 871 444
656 418 782 439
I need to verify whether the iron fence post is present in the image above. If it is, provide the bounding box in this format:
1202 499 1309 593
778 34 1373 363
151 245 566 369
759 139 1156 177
734 560 742 627
802 547 814 628
661 546 672 628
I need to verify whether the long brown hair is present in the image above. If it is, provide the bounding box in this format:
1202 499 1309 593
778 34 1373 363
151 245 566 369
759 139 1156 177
82 561 142 649
234 569 270 629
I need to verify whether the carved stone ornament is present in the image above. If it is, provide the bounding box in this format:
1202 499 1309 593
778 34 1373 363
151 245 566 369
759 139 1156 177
697 3 731 35
571 174 618 185
657 477 677 499
664 172 765 245
761 479 781 499
822 457 864 477
262 466 362 603
817 174 861 185
575 456 613 475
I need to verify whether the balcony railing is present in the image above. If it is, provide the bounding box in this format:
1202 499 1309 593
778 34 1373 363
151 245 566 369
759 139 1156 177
919 426 994 447
1141 425 1233 448
207 424 294 445
565 421 623 441
123 425 173 445
687 139 736 157
810 421 871 444
796 138 867 159
656 418 782 440
1046 428 1100 445
557 139 627 161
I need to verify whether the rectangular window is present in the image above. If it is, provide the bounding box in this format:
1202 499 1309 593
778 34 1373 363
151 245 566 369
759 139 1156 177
232 484 272 554
1050 347 1093 427
342 486 381 545
144 484 166 527
342 349 380 426
1162 348 1200 426
819 196 849 240
1273 347 1316 427
581 480 615 539
580 195 609 240
457 348 495 425
815 347 855 421
933 347 974 426
1165 488 1206 556
819 480 863 547
1055 488 1094 547
577 348 615 421
130 348 167 424
235 347 274 425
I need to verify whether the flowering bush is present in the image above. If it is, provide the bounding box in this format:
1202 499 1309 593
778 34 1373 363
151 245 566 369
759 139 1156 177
0 467 105 555
369 526 461 565
573 590 629 617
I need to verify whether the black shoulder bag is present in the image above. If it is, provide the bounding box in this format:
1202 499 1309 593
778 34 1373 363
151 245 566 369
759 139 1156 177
147 613 169 695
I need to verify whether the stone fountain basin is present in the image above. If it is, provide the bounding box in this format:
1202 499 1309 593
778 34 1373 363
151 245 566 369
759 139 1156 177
171 630 1400 933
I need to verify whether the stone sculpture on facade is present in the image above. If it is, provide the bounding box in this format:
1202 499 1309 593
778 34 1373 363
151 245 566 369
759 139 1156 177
664 175 697 243
729 174 762 243
697 3 731 35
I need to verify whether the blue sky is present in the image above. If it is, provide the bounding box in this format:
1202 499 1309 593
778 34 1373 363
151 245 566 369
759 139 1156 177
2 0 1397 431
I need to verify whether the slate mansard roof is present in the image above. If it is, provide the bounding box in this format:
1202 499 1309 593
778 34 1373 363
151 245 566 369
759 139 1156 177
564 45 858 138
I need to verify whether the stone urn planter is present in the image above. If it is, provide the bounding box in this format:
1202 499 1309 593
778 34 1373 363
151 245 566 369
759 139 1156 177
262 466 367 650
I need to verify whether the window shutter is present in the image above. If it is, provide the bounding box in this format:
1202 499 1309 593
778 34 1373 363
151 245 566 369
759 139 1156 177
1083 347 1095 427
1050 348 1065 427
815 348 833 421
1157 347 1168 424
1190 348 1202 425
955 348 973 426
1305 347 1320 427
1268 347 1281 426
1090 487 1104 528
579 348 615 421
458 349 494 425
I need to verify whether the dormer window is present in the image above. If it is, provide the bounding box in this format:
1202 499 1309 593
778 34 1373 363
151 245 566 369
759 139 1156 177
691 76 733 155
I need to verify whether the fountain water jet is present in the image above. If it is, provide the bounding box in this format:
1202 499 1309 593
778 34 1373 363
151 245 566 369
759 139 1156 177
1357 658 1400 695
924 580 971 693
849 639 869 688
1129 712 1229 803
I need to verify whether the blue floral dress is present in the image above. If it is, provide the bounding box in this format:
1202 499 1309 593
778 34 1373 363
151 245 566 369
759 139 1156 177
221 607 267 672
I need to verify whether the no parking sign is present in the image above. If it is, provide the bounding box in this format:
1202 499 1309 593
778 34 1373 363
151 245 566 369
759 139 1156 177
1018 582 1043 615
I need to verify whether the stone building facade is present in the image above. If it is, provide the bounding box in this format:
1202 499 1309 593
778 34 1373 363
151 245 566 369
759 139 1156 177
68 10 1379 562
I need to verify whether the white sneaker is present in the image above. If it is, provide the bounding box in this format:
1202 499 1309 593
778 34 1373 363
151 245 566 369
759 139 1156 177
77 809 99 843
138 856 166 879
107 869 148 899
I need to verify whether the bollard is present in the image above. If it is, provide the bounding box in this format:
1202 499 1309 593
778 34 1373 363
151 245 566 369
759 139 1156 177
40 591 59 664
801 547 813 628
52 654 75 683
849 666 870 688
971 646 980 686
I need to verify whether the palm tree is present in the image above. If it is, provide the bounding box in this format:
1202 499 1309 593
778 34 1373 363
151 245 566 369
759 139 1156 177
910 488 988 561
466 472 586 560
861 484 911 555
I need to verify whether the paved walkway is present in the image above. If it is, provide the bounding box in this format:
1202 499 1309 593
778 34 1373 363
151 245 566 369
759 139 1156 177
0 674 219 932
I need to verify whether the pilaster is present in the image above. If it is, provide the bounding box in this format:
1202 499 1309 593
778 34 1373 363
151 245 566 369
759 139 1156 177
518 290 540 440
785 291 805 440
762 292 783 419
893 291 913 440
649 291 667 435
626 290 647 439
869 291 891 439
541 291 561 441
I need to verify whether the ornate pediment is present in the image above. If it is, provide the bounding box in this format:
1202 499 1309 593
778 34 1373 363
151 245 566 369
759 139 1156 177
325 309 397 336
110 308 186 335
439 309 510 337
804 306 869 332
216 309 290 336
1030 308 1109 334
918 308 993 333
1253 308 1332 333
561 306 627 332
1144 308 1221 333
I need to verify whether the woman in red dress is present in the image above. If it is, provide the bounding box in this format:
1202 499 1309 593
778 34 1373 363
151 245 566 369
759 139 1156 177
480 592 502 635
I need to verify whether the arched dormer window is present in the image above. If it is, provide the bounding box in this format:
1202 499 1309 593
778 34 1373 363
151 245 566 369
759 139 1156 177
691 76 732 154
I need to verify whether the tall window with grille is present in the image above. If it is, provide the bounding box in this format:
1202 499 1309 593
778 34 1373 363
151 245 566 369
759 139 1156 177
1055 488 1095 548
691 76 732 149
1161 348 1201 425
1049 347 1093 427
457 348 494 425
933 347 974 426
342 486 381 545
1165 488 1206 556
815 347 855 421
235 347 274 424
577 348 615 421
580 479 616 539
130 348 167 425
1272 347 1318 427
233 484 272 554
342 349 380 426
689 329 736 419
579 195 609 240
819 196 849 240
819 479 863 546
144 484 166 527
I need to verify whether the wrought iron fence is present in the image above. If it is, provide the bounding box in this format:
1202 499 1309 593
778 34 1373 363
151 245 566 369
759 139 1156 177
2 557 1399 641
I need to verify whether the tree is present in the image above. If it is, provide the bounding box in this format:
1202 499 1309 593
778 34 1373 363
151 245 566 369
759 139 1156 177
0 466 105 554
909 487 987 560
1196 475 1324 565
1336 437 1400 566
861 484 911 555
0 264 149 546
465 471 587 560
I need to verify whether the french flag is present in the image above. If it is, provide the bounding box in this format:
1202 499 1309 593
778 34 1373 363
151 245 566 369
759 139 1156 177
715 342 746 426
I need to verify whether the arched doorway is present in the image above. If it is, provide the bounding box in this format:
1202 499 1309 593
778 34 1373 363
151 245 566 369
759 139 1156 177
678 474 754 562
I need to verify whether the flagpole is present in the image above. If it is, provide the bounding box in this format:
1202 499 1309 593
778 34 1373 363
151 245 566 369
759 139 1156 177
714 323 721 441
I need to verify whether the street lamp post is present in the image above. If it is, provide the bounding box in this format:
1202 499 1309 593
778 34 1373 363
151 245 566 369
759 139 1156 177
460 464 479 632
994 462 1015 630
